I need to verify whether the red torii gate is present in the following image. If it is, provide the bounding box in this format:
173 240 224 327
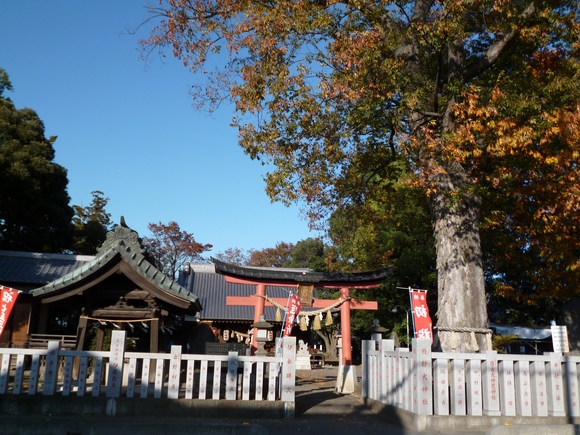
212 259 391 392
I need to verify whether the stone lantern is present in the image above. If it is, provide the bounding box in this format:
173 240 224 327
367 319 389 342
251 314 273 356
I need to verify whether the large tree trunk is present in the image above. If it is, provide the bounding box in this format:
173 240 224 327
315 329 339 361
431 170 488 352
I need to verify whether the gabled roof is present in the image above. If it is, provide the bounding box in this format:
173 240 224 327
0 250 94 292
31 222 201 312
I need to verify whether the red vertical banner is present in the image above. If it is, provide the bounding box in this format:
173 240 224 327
283 295 302 337
0 286 19 338
410 289 433 342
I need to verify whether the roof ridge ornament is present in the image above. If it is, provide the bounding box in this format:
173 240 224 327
97 216 145 256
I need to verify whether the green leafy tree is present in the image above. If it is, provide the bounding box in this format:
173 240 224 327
141 1 580 351
143 221 212 279
71 191 113 255
0 68 74 252
283 238 327 271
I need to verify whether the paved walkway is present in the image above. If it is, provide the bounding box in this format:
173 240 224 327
250 366 487 435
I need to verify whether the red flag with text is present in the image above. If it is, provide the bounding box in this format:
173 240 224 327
410 289 433 342
283 295 302 337
0 286 19 338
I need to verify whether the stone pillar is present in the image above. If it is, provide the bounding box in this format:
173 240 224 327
106 330 126 398
450 359 466 415
547 352 566 416
515 360 533 416
530 360 548 416
42 340 60 396
413 338 433 415
434 358 449 415
482 350 501 416
466 360 483 416
499 360 516 416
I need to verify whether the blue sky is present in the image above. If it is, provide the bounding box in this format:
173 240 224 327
0 1 318 256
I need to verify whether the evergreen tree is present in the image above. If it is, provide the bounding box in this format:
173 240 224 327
72 191 113 255
0 68 74 252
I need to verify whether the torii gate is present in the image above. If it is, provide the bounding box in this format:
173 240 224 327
211 259 391 393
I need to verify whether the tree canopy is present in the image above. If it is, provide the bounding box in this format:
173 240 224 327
143 221 212 279
0 68 74 252
71 191 113 255
142 1 580 351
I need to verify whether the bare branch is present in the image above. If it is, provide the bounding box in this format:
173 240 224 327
464 3 536 80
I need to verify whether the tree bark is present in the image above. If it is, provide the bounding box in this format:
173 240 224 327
315 329 339 361
430 170 488 352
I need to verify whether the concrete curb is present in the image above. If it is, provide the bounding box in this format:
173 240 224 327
486 424 580 435
0 395 295 420
0 417 268 435
363 397 580 432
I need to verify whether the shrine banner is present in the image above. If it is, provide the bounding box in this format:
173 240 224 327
410 289 433 342
0 286 19 338
283 295 302 337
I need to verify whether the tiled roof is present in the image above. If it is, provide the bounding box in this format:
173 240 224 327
32 223 200 311
211 258 392 285
178 264 330 322
0 250 94 291
180 264 296 322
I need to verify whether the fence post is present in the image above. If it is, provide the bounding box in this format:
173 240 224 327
413 338 433 415
482 350 501 416
466 359 483 416
547 352 566 416
106 330 126 398
564 356 580 417
450 358 466 415
434 358 449 415
515 360 532 416
280 336 296 403
168 345 182 399
361 340 370 399
499 360 516 416
531 360 548 416
380 339 394 403
43 340 61 396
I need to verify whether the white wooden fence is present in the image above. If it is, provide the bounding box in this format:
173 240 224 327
0 330 296 403
362 338 580 417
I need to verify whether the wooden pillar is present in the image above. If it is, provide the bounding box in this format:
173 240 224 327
76 316 88 351
149 318 159 384
340 286 352 365
95 326 105 351
37 304 49 334
251 284 267 353
73 316 89 379
150 318 159 353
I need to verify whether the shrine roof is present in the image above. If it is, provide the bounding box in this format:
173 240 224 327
211 258 392 286
31 221 201 312
0 250 94 292
178 263 294 322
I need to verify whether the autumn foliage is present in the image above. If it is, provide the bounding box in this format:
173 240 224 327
141 1 580 349
143 221 212 279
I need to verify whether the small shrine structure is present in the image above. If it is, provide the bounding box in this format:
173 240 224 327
211 258 391 393
31 220 202 354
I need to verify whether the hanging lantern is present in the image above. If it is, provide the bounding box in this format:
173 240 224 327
223 329 230 341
